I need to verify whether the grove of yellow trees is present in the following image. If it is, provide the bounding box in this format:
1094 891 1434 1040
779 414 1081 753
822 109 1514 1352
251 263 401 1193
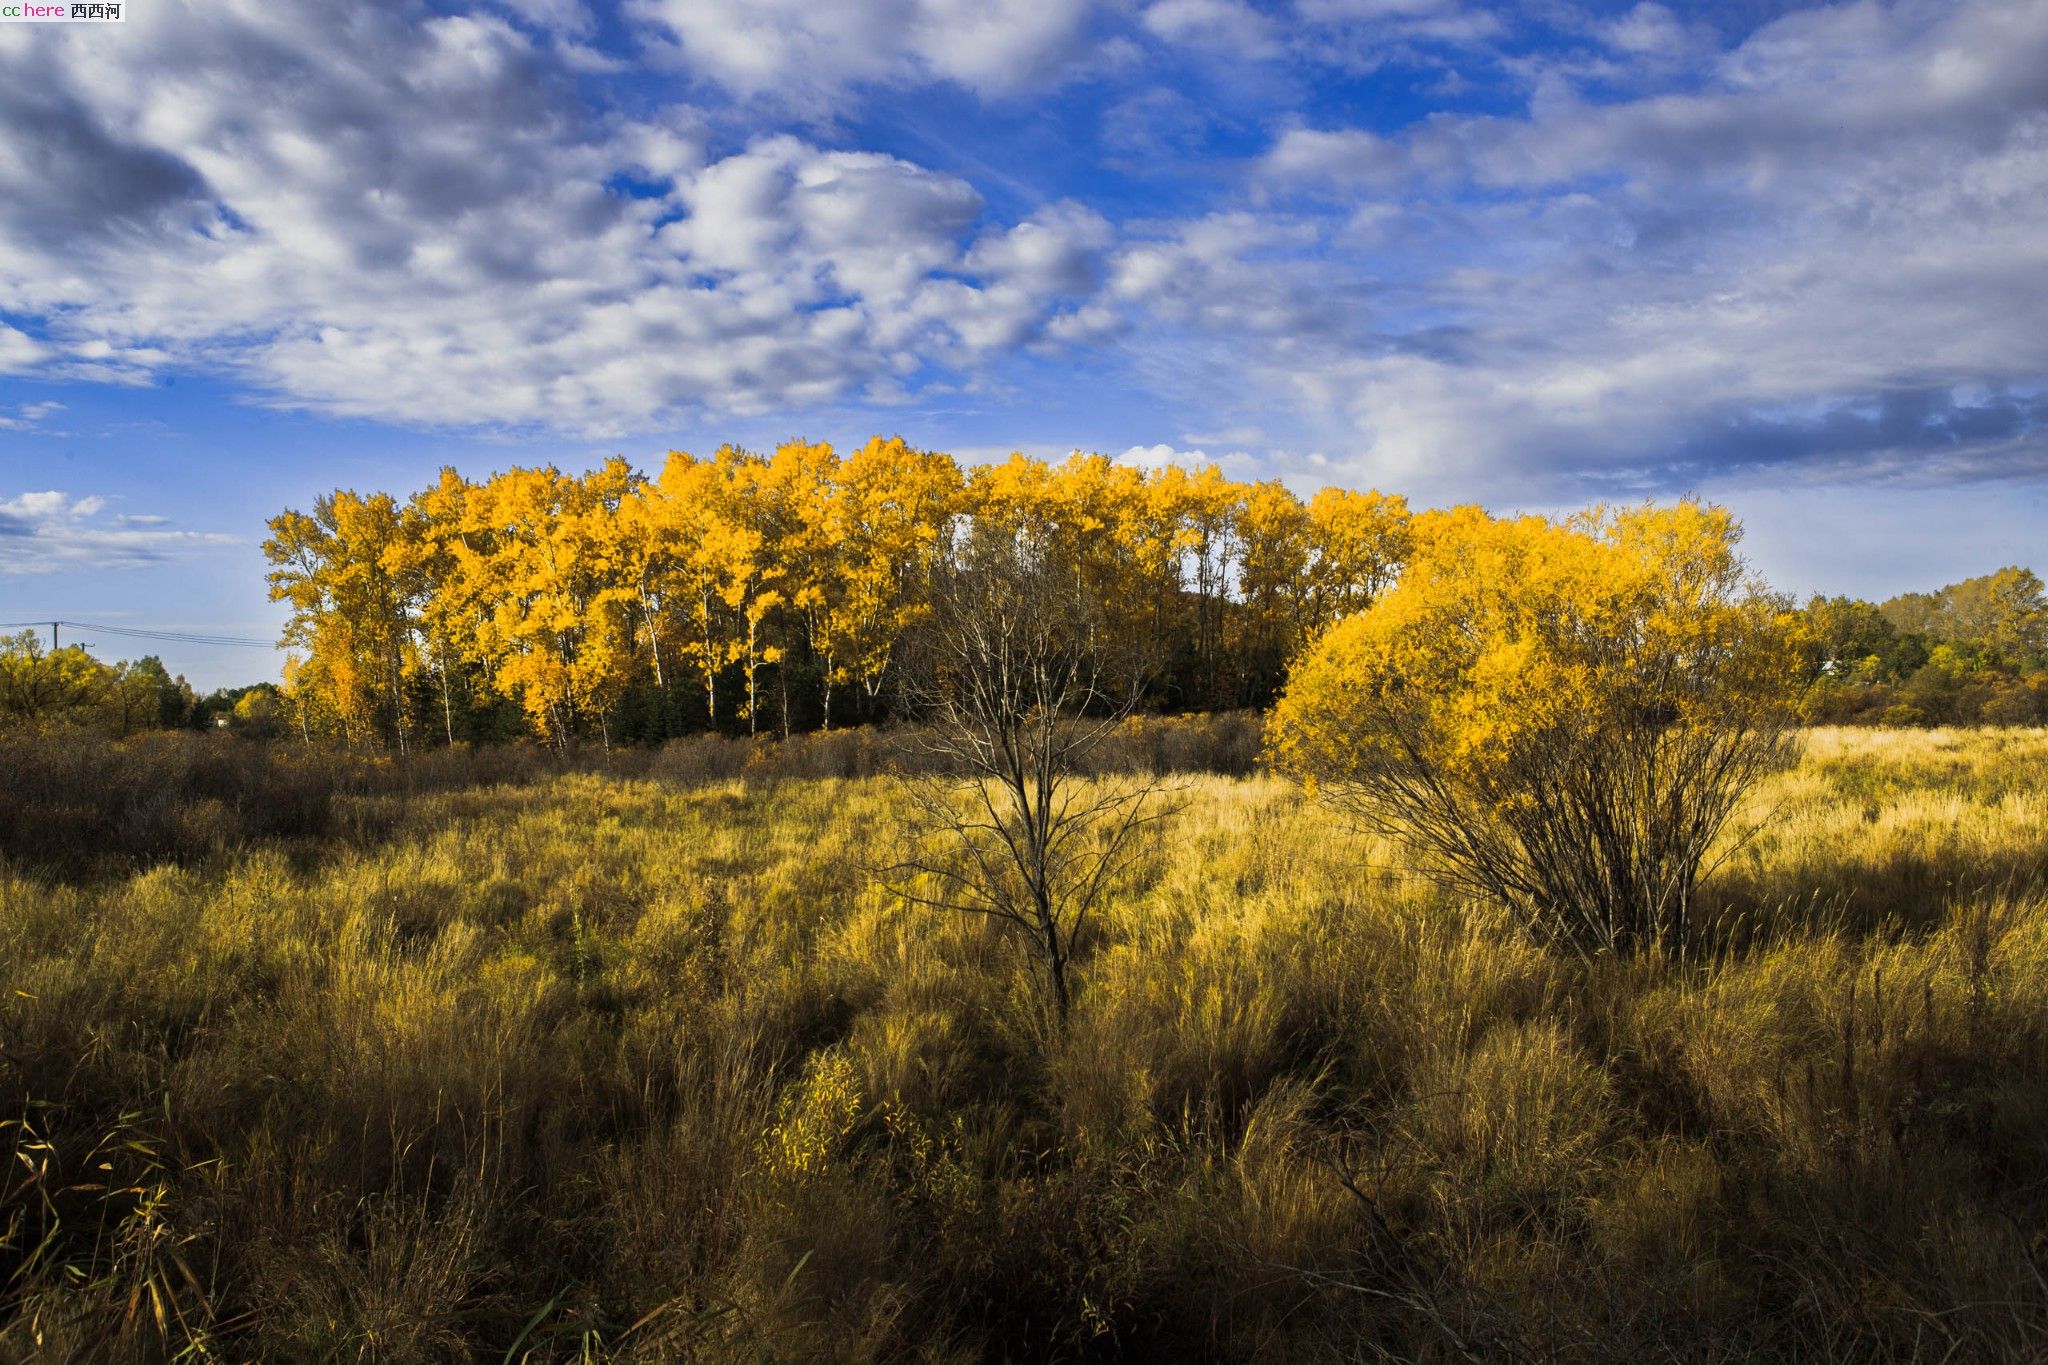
264 439 1411 748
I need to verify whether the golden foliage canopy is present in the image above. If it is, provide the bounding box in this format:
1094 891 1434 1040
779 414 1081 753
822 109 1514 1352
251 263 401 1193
263 440 1412 747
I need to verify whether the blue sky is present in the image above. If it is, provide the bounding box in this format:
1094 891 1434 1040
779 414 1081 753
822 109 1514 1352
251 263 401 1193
1 0 2044 688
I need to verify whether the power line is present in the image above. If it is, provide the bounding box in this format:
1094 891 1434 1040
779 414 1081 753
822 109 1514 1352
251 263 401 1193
0 620 281 649
63 622 280 648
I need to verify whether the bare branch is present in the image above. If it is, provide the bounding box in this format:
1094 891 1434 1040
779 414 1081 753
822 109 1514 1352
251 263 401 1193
880 520 1168 1020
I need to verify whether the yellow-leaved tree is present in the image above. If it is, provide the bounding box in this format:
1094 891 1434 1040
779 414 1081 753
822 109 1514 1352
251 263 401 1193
1304 486 1411 634
1233 478 1313 702
265 491 417 750
1270 499 1804 955
1156 463 1242 687
819 436 963 725
636 451 726 727
763 438 842 735
398 468 482 745
698 445 787 735
459 461 642 748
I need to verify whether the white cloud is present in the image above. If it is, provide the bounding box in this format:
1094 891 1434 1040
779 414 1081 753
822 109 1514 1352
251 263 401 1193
1140 0 1278 56
0 0 2043 506
628 0 1097 100
1599 3 1697 61
1116 441 1257 473
1204 0 2048 497
1118 441 1194 469
1108 213 1357 341
966 202 1113 297
488 0 592 36
0 1 1109 435
0 491 235 573
1123 440 1237 474
1292 0 1505 59
1260 127 1405 189
0 324 45 372
0 401 64 432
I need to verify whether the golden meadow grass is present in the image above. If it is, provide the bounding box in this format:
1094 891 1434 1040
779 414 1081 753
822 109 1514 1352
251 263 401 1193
3 727 2047 1360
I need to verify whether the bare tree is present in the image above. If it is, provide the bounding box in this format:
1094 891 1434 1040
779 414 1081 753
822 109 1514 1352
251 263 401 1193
885 521 1170 1021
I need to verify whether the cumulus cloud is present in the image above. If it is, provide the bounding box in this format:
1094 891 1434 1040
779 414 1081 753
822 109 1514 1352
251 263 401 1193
1291 0 1506 66
0 491 234 573
487 0 593 36
1260 127 1406 190
1140 0 1279 57
1598 3 1699 61
967 203 1113 297
628 0 1097 100
1109 213 1362 342
1116 441 1258 473
0 2 1107 434
1205 0 2048 495
0 324 46 372
1117 441 1194 469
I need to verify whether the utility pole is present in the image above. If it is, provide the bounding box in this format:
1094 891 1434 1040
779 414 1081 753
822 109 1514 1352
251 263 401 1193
50 622 58 651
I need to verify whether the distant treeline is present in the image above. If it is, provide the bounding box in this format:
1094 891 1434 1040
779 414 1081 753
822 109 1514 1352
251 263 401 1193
1802 568 2048 725
0 635 280 734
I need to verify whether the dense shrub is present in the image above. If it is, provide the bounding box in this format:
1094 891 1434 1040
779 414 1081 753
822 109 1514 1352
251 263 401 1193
1802 667 2048 727
0 730 355 875
1272 501 1802 954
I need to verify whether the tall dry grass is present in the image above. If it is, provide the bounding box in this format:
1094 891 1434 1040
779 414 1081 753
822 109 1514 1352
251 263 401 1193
0 712 1261 880
0 725 2043 1359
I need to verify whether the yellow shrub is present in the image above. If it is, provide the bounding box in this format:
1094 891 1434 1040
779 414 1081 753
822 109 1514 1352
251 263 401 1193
1272 500 1804 953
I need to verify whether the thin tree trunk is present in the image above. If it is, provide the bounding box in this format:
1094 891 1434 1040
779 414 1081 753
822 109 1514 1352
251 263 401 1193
1043 916 1070 1021
389 646 409 759
701 596 718 729
439 657 455 746
706 666 717 729
642 589 665 689
745 616 759 736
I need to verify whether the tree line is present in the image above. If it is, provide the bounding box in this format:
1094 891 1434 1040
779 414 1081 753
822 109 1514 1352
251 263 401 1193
1802 565 2048 725
5 439 2040 746
260 440 1411 749
0 633 273 733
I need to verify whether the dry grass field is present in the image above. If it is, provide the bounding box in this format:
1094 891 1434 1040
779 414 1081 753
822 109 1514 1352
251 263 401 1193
3 726 2047 1360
